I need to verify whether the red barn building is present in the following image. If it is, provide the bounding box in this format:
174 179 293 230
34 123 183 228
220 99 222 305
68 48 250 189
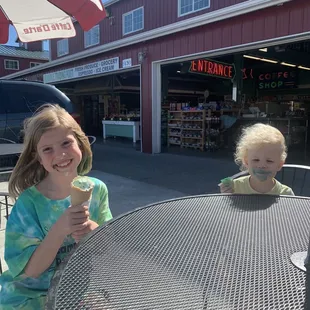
0 42 48 78
2 0 310 154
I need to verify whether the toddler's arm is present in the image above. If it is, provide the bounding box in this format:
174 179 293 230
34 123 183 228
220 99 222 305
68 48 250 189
219 177 234 194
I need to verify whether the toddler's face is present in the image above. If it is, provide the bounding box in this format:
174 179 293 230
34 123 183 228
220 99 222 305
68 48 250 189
244 144 284 182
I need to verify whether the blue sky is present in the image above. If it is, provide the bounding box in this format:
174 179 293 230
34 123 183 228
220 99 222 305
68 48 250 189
6 25 18 46
5 26 49 50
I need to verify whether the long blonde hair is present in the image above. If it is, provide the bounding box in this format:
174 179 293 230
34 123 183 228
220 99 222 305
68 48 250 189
9 104 92 199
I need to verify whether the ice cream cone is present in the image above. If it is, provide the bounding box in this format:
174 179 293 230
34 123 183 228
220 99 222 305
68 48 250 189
71 176 94 206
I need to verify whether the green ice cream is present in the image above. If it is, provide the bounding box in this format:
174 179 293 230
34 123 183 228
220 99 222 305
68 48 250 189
72 176 94 191
220 177 233 186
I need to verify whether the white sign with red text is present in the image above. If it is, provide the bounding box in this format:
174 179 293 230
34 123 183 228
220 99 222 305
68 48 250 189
43 57 120 84
14 17 76 42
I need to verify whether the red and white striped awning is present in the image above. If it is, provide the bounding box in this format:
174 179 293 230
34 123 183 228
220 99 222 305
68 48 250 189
0 0 107 43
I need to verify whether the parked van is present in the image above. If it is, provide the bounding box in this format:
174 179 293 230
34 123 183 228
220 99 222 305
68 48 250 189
0 79 77 142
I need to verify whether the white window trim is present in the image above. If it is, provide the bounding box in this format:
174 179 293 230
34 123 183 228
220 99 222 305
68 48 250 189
4 59 19 70
57 39 69 57
84 25 100 48
122 6 144 36
178 0 211 17
30 62 41 68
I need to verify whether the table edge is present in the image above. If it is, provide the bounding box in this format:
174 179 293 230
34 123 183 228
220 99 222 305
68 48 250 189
71 193 310 250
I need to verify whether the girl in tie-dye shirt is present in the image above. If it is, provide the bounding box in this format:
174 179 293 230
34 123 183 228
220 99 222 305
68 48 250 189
0 104 112 309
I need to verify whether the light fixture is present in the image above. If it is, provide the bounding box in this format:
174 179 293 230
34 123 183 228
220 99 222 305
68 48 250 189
138 49 147 64
243 55 261 60
259 48 268 52
260 58 278 64
281 62 296 67
177 70 181 73
298 65 310 71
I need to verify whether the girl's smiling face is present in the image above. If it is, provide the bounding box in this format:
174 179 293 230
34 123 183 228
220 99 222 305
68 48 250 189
244 144 284 182
37 127 82 177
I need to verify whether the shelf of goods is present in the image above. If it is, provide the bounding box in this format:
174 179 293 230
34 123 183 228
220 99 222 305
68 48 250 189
205 110 222 152
161 106 169 146
168 110 205 151
168 110 223 151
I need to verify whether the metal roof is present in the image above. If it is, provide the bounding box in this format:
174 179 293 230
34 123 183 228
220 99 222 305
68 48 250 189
0 45 49 60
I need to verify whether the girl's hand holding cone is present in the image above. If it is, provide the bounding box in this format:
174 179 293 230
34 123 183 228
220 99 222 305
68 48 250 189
70 176 98 242
72 219 99 242
54 204 90 238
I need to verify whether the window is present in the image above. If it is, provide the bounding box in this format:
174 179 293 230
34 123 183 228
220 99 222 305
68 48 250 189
57 39 69 57
30 62 41 68
19 42 28 49
123 7 144 35
42 40 49 51
3 84 69 114
4 60 19 70
84 25 100 48
178 0 210 16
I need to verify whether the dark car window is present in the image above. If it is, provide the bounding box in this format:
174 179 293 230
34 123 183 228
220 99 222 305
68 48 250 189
0 89 8 114
2 83 73 113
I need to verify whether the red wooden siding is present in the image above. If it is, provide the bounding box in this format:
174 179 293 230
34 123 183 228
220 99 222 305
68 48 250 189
141 0 310 61
100 0 248 44
17 0 310 153
50 0 247 60
0 56 47 78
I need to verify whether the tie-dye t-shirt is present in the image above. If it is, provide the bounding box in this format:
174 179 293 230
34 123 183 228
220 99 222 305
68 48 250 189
0 177 112 310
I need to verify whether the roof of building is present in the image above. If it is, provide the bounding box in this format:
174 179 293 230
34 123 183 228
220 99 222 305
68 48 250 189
0 45 49 60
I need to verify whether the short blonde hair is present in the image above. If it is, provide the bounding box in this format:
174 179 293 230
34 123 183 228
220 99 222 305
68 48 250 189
234 123 287 171
9 104 92 199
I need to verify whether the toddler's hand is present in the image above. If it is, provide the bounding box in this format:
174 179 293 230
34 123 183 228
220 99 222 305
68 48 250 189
219 177 234 194
55 204 90 238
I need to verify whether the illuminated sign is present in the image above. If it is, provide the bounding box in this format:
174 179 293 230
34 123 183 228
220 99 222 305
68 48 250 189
258 71 297 90
189 59 236 80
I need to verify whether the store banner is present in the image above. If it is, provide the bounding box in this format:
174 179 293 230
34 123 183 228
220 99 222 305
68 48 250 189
43 57 120 83
189 59 236 80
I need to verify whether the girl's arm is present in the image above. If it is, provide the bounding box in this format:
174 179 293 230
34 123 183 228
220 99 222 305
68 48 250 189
24 204 90 278
24 224 65 278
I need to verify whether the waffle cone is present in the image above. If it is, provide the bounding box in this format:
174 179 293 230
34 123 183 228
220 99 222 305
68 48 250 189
71 177 94 206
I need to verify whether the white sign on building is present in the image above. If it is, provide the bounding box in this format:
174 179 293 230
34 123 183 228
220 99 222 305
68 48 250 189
122 58 132 68
43 57 120 83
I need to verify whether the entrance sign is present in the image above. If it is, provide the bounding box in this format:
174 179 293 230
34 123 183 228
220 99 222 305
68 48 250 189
189 59 236 80
43 57 120 83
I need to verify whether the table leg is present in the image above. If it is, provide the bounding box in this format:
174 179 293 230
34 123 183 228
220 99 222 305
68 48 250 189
135 124 140 142
103 124 106 140
5 196 9 219
133 125 136 143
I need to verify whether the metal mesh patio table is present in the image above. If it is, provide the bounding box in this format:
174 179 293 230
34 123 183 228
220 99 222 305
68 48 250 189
46 194 310 309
